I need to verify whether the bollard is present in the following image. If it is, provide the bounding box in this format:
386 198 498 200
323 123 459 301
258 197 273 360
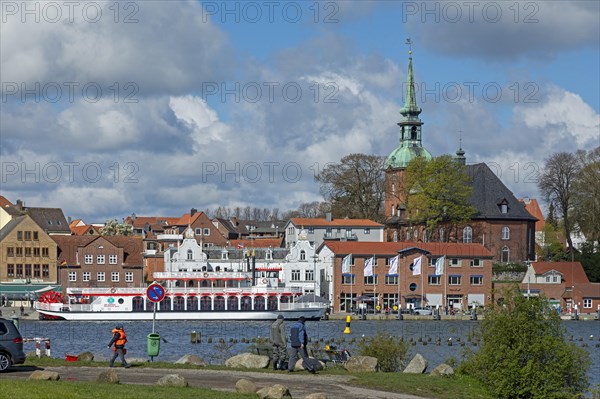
35 341 41 358
45 340 51 357
343 315 351 334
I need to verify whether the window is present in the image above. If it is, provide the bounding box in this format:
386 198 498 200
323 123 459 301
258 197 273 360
25 231 32 240
195 228 201 235
111 272 120 282
25 264 31 277
42 264 49 278
470 259 482 267
308 227 314 234
345 229 353 238
501 246 510 263
25 247 31 257
325 228 332 237
449 258 460 267
428 275 441 285
33 264 40 277
291 270 301 281
385 275 398 285
7 264 14 277
501 226 510 240
342 274 355 285
300 250 306 261
97 272 105 282
125 272 134 283
109 255 117 264
82 272 91 282
364 228 371 234
16 247 22 256
84 254 93 264
15 264 23 277
187 250 193 260
33 247 40 257
364 275 378 284
97 255 105 264
546 275 551 283
265 250 273 260
203 228 210 236
305 269 314 281
500 204 508 214
463 226 472 243
6 247 14 257
552 275 558 283
33 231 38 240
17 231 23 240
583 299 592 309
287 226 295 235
449 275 462 285
470 276 483 285
42 247 49 257
69 271 77 282
221 250 229 260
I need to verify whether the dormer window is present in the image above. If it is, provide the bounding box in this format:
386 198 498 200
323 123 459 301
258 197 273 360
266 250 273 260
221 250 228 260
498 199 509 214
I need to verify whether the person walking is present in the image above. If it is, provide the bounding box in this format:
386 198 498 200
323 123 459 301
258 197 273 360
287 316 316 374
108 325 130 368
270 314 288 370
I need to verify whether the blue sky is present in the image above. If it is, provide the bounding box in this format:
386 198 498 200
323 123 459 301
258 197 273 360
1 0 598 221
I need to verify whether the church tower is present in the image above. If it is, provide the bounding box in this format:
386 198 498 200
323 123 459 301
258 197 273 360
385 40 432 239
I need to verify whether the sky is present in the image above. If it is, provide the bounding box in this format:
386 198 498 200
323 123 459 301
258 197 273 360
1 0 599 222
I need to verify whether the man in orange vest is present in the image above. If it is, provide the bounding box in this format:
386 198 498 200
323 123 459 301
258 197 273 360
108 325 130 368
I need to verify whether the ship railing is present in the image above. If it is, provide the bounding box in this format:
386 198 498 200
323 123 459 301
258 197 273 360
281 302 329 310
66 287 138 295
35 301 94 312
153 272 251 279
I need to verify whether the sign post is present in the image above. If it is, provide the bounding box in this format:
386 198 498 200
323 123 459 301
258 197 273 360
146 283 165 361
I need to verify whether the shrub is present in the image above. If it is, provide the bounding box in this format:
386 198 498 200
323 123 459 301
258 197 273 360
356 330 408 372
459 287 590 399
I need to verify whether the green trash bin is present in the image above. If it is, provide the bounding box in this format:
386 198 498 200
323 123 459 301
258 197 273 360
147 333 160 357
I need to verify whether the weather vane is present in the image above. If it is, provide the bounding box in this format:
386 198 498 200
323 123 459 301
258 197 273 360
405 38 412 55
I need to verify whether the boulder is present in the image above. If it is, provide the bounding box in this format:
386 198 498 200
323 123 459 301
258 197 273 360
175 354 207 366
257 384 292 399
403 353 428 374
126 357 148 364
225 353 270 369
96 369 119 384
305 394 328 399
294 358 325 371
78 351 94 362
235 378 257 394
430 363 454 377
344 356 378 373
29 370 60 381
156 374 189 387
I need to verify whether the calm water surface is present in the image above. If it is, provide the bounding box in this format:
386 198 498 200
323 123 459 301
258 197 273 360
19 319 600 387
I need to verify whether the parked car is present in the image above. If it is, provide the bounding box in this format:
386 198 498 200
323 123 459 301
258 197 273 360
0 318 25 372
413 307 433 316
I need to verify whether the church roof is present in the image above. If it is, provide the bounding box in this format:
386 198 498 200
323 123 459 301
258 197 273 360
466 163 537 221
385 145 432 169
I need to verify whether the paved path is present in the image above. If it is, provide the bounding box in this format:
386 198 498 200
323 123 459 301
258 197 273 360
1 365 430 399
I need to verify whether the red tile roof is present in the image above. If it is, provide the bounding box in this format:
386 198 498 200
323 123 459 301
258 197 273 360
290 218 383 227
70 224 101 236
574 283 600 298
52 235 143 265
319 241 493 258
175 212 203 226
125 216 179 229
532 261 590 286
519 198 544 231
0 196 14 207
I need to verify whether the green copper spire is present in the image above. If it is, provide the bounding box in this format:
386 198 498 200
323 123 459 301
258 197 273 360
385 39 432 169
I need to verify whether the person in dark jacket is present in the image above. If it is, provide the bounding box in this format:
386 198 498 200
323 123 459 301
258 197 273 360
108 325 130 368
270 314 288 370
287 316 316 373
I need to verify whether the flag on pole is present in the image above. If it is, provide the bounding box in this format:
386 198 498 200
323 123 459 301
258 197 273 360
389 255 399 275
434 256 445 276
364 256 375 277
341 254 352 273
412 255 422 276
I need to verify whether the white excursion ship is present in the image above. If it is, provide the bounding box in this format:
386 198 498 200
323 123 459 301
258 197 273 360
34 228 328 321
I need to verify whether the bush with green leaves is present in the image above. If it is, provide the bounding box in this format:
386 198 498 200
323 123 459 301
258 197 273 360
459 287 590 399
356 330 408 372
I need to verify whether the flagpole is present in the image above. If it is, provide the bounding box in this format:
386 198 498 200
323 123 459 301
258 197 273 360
350 255 353 314
373 254 376 314
397 255 401 320
421 255 424 308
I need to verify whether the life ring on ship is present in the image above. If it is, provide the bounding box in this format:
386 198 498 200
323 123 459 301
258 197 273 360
261 278 268 284
110 287 117 294
203 272 209 278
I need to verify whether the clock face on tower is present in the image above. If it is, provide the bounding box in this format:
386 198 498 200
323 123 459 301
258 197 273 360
185 228 194 239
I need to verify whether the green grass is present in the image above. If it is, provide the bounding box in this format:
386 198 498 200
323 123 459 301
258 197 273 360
349 372 493 399
0 380 255 399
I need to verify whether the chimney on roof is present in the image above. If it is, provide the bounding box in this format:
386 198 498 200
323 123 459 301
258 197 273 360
191 208 197 216
16 199 24 210
325 213 333 222
68 216 72 224
131 212 137 221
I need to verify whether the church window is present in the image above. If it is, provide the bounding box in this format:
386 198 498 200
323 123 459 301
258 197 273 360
411 126 417 140
463 226 472 243
501 226 510 240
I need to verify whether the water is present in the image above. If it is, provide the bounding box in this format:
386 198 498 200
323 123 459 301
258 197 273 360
19 319 600 387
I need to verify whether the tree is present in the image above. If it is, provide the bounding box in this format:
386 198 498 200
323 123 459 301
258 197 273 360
315 153 386 221
100 219 133 236
460 288 590 399
403 155 475 235
539 152 581 251
281 201 330 219
546 203 558 229
571 147 600 245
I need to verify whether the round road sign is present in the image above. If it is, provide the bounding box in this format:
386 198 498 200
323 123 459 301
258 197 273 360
146 283 166 303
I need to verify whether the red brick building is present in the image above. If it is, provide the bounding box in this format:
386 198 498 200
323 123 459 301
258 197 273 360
318 241 493 313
